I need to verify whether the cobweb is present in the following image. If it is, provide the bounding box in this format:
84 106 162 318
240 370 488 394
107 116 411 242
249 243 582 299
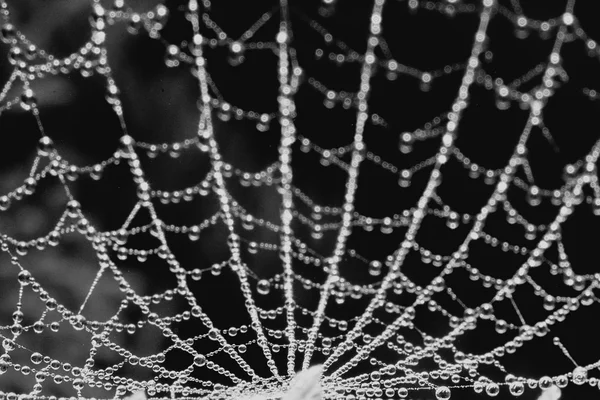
0 0 599 399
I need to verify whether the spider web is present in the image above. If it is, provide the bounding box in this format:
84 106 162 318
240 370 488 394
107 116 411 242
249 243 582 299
0 0 600 399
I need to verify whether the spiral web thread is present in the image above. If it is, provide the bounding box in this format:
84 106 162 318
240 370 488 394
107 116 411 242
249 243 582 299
0 0 600 399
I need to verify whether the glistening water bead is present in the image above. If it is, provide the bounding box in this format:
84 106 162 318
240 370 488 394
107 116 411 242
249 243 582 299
368 260 382 276
257 279 271 295
485 382 500 397
30 353 43 365
193 355 206 367
20 88 36 111
509 381 525 396
572 366 588 385
435 386 451 400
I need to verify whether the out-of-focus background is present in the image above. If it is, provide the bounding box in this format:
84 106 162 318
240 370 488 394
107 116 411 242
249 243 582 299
1 0 600 399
